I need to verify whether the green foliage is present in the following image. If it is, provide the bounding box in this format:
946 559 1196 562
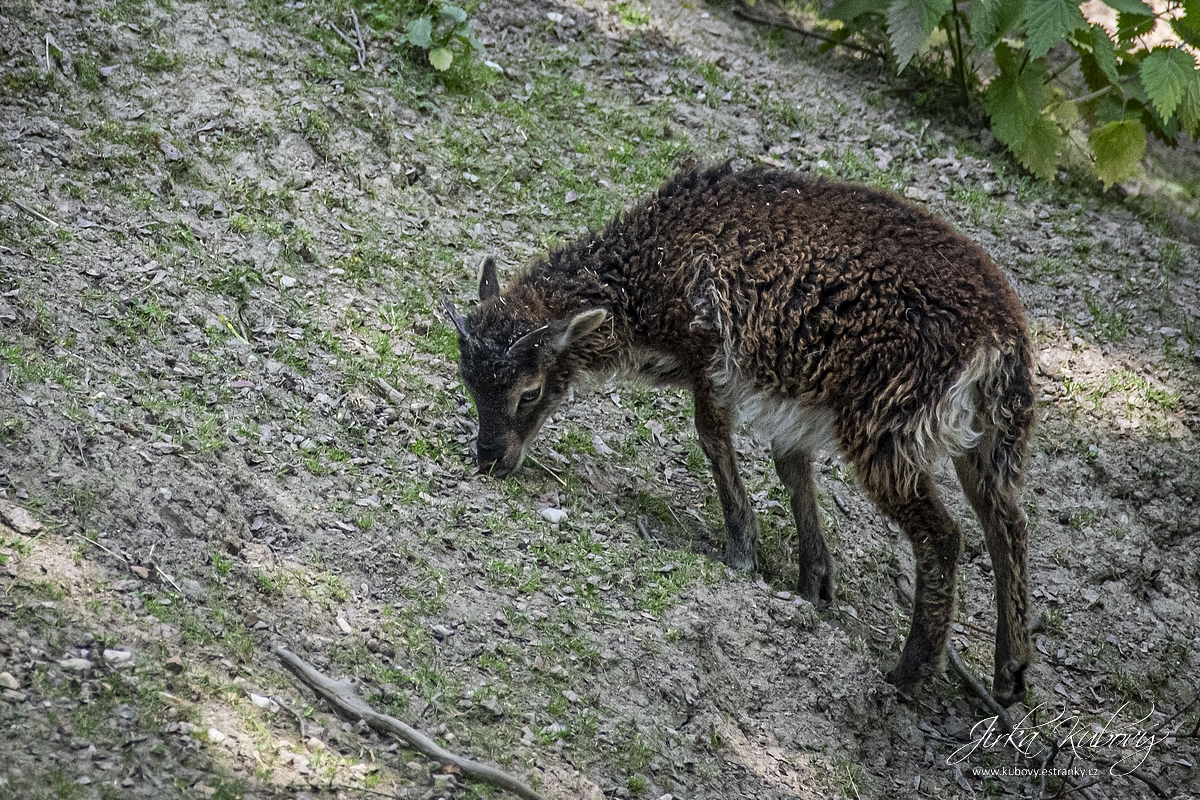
1089 118 1147 188
823 0 1200 188
365 0 481 72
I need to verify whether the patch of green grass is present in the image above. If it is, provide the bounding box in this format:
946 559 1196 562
0 415 27 446
253 570 284 596
614 0 649 26
832 758 866 798
1068 509 1095 530
138 48 184 73
1084 292 1129 341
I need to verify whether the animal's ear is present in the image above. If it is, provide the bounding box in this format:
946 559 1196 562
479 257 500 301
550 308 608 353
441 295 470 341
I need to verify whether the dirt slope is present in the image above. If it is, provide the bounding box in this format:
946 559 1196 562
1 0 1198 798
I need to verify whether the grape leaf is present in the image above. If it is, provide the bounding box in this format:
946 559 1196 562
985 43 1046 148
1014 114 1062 178
1140 47 1198 122
405 16 433 49
1089 118 1146 188
886 0 952 72
1025 0 1087 59
971 0 1026 50
429 47 454 71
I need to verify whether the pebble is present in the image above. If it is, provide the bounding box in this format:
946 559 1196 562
540 508 568 524
58 658 93 671
0 672 18 690
206 728 226 743
103 649 133 665
249 693 271 709
336 615 353 634
279 275 297 288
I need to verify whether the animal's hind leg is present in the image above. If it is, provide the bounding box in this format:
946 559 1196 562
771 445 834 603
693 379 758 571
954 436 1032 707
865 470 963 694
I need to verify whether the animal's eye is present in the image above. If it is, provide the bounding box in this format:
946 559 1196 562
519 387 542 406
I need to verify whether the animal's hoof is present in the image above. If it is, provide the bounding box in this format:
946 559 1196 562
992 661 1028 707
796 567 835 605
885 656 934 698
725 552 755 572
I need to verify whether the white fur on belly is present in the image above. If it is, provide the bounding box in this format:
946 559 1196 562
723 377 838 457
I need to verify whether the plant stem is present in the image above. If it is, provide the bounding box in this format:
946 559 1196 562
948 0 970 114
1046 53 1081 84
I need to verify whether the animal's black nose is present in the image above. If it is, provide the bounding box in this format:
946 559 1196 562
477 442 506 475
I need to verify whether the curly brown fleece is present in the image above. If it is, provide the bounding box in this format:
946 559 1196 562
447 162 1035 706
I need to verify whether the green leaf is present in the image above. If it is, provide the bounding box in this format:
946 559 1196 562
1178 73 1200 136
1089 118 1146 188
1014 114 1062 178
828 0 880 21
1172 0 1200 49
428 47 454 71
1139 47 1198 121
971 0 1026 50
886 0 952 72
438 3 468 23
1116 10 1156 42
985 43 1046 148
1087 24 1120 85
1101 0 1153 15
1024 0 1087 59
405 16 433 49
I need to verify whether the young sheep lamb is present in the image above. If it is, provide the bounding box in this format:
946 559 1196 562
443 163 1035 705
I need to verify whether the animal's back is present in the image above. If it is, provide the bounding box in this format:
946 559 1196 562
648 165 1031 475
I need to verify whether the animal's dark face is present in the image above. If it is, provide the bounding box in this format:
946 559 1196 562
442 258 607 477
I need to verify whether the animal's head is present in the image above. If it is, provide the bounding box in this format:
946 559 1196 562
442 257 608 477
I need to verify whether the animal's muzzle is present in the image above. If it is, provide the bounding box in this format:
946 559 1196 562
476 441 510 477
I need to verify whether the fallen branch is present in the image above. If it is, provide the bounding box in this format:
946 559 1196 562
273 645 549 800
11 199 62 229
730 2 885 59
330 11 367 70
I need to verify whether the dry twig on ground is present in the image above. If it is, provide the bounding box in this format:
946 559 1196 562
273 645 549 800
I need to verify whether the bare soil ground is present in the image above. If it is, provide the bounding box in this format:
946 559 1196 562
1 0 1198 798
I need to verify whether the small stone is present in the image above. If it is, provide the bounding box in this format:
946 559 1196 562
0 672 18 690
206 728 226 743
305 737 326 752
0 499 42 533
279 275 297 289
292 753 310 773
58 658 93 671
336 615 353 635
165 655 185 674
2 689 26 703
540 508 568 524
103 649 133 665
494 611 509 627
904 186 931 202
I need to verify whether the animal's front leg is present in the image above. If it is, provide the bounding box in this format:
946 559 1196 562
693 381 758 571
